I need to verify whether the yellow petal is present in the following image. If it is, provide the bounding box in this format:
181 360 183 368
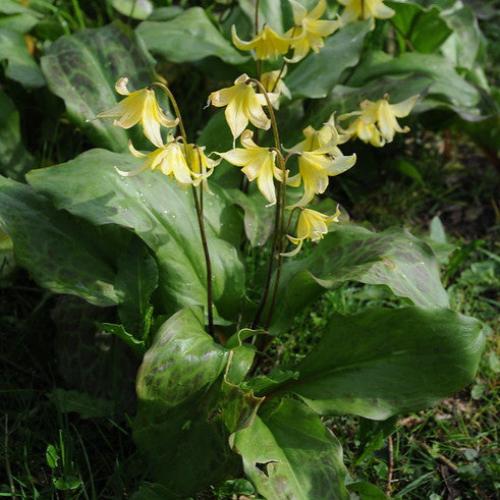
390 95 418 117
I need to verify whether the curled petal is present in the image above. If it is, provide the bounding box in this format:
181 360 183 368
281 237 304 257
115 77 130 96
390 95 419 117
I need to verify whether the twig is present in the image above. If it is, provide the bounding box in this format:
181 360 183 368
386 435 394 496
421 441 458 473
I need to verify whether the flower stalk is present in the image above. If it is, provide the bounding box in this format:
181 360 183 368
249 79 287 329
154 82 215 337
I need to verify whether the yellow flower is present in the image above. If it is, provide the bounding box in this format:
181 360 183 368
286 0 340 62
208 74 278 141
117 138 193 185
260 68 291 110
97 77 178 148
284 206 341 256
217 130 282 205
340 95 418 146
184 143 220 187
231 25 291 60
339 0 395 28
287 118 356 207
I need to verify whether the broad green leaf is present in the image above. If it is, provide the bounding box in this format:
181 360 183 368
134 307 238 496
280 307 484 420
0 28 45 87
27 149 245 321
233 398 349 500
238 0 287 32
137 7 248 65
100 323 146 356
116 238 158 336
111 0 153 20
441 5 484 70
347 481 388 499
312 74 432 121
388 1 452 53
0 176 124 306
228 188 274 247
0 90 33 180
270 224 449 333
40 22 156 152
347 51 481 116
286 21 371 99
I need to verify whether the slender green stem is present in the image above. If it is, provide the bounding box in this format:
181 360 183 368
255 0 260 35
250 79 287 329
154 82 215 337
271 60 287 93
192 185 215 337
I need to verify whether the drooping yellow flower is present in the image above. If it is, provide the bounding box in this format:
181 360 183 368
287 118 356 207
284 206 341 256
339 0 395 28
217 130 282 205
184 143 220 187
97 77 178 148
286 0 340 63
340 95 418 146
231 25 291 60
208 74 278 141
117 138 193 185
260 68 291 110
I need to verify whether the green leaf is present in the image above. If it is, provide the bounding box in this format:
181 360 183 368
0 28 45 87
0 90 33 180
116 238 158 336
311 74 433 122
137 7 248 65
440 5 483 70
233 398 349 500
388 1 452 53
111 0 153 20
27 149 245 321
280 307 484 419
347 51 481 117
270 225 449 333
228 188 274 247
286 21 371 99
134 307 238 496
100 323 146 356
347 481 388 499
0 176 124 306
40 22 156 152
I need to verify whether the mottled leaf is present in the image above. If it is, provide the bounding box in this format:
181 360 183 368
40 22 156 151
270 224 449 333
0 175 123 306
27 149 245 321
137 7 248 65
233 398 349 500
0 28 44 87
280 307 484 420
134 308 238 496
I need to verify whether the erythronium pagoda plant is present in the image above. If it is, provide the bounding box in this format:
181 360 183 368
0 1 485 499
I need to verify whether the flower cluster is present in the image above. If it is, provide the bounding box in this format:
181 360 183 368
97 0 414 256
97 78 217 186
